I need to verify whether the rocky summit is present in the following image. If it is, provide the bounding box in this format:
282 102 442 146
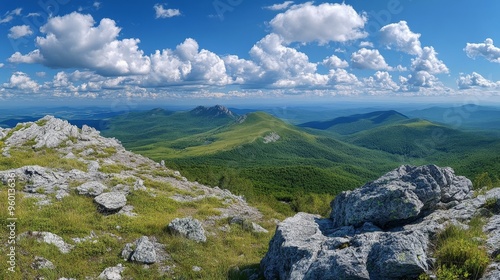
0 116 267 279
261 165 500 280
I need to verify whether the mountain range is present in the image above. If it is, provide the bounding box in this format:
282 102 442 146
1 114 499 279
100 106 500 204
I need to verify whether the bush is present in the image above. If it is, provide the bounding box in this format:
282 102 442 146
290 192 334 217
431 219 490 280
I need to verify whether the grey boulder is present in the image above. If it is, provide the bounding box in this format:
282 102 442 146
331 164 472 228
167 217 207 243
130 236 157 264
94 192 127 214
261 165 485 280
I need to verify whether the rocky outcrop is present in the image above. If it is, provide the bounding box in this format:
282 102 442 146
167 217 207 243
190 105 235 118
263 132 280 144
331 164 472 229
130 236 157 264
94 192 127 214
0 127 9 139
5 116 79 149
0 116 266 278
261 165 499 280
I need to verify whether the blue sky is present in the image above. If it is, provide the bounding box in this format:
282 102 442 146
1 0 500 106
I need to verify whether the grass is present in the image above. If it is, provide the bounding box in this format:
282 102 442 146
99 163 132 174
420 217 490 280
0 148 87 171
0 177 274 279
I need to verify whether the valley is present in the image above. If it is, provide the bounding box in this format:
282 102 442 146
98 104 500 216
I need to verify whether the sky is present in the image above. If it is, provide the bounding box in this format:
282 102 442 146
1 0 500 107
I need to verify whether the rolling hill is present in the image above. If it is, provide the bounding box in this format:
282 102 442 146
299 110 409 135
102 106 401 212
102 106 237 148
406 104 500 132
340 117 500 181
102 105 500 214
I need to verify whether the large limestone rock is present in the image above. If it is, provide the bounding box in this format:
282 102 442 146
167 217 207 243
6 115 79 149
0 127 9 139
77 181 107 196
331 165 472 228
261 165 497 280
94 192 127 214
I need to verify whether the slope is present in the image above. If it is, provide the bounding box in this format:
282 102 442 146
299 110 409 135
342 118 500 181
101 105 238 148
103 109 400 209
0 116 278 280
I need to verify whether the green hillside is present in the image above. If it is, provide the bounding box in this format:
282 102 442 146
299 110 409 135
103 106 500 215
346 119 494 157
343 118 500 182
102 106 237 148
103 107 401 214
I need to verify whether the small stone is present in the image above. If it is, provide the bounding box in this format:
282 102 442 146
98 264 125 280
32 256 55 270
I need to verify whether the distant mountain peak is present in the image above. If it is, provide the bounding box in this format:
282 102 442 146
190 105 235 118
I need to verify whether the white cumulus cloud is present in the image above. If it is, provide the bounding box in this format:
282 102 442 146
8 25 33 39
364 71 399 91
8 12 151 76
2 72 40 93
269 2 367 44
144 38 231 86
322 55 349 68
379 21 422 55
223 55 263 84
249 33 318 85
351 48 393 70
154 4 181 18
328 68 358 84
457 72 500 89
411 46 448 74
407 71 438 88
465 38 500 63
359 41 374 48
